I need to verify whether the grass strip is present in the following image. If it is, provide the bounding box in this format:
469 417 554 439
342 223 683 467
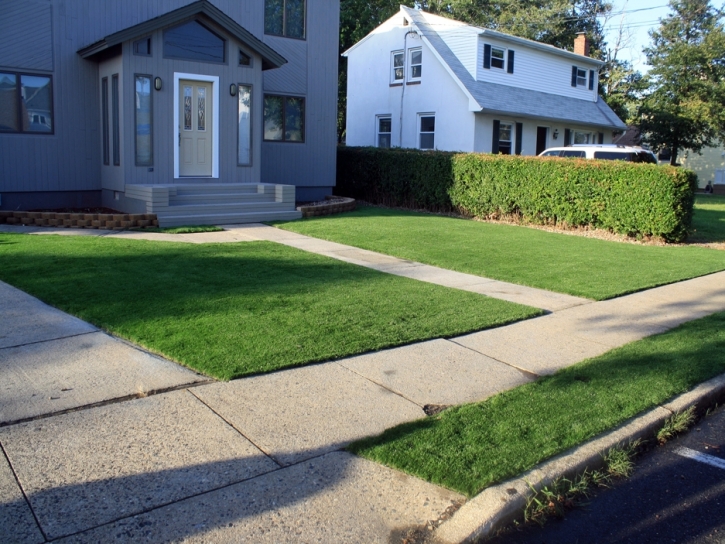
274 206 725 300
349 310 725 497
133 225 225 234
0 234 539 380
690 194 725 243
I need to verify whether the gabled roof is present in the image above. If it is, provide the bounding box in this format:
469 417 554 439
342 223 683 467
77 0 286 70
347 6 625 130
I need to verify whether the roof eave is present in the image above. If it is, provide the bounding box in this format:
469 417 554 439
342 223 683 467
478 29 605 67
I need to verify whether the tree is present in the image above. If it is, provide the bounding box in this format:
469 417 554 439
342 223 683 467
637 0 725 165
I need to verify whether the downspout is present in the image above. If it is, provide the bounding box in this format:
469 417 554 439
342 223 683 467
399 29 419 147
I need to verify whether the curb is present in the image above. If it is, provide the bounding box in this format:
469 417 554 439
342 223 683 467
431 372 725 544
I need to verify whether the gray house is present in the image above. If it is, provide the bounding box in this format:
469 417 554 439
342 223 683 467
0 0 339 225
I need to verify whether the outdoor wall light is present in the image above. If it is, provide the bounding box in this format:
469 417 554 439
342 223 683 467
552 129 559 140
230 83 238 96
154 77 162 91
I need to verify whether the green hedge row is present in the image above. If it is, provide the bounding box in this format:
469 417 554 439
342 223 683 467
335 146 697 242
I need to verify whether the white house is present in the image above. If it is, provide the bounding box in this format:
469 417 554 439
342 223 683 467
343 6 627 155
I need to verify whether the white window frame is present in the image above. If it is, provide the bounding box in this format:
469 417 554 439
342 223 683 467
418 113 435 150
576 67 587 87
498 121 513 155
491 46 505 70
391 50 404 83
408 47 422 81
376 115 392 148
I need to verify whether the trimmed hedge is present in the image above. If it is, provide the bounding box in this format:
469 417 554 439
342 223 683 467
335 146 697 242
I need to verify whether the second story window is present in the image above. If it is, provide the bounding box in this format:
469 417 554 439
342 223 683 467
483 44 515 73
409 48 422 80
571 66 587 87
265 0 305 40
391 51 404 83
490 47 505 69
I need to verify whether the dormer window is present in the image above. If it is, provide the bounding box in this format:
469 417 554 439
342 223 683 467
571 66 596 89
483 44 515 73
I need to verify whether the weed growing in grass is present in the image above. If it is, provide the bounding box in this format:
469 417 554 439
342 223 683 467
524 441 641 526
657 406 696 444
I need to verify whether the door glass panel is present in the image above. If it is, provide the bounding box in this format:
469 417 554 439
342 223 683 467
197 87 206 131
183 86 192 131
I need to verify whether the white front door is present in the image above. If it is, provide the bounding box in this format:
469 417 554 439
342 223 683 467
179 79 213 177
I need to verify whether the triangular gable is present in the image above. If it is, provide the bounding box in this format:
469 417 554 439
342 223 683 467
77 0 286 70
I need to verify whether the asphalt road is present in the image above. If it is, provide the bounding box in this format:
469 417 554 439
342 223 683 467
488 406 725 544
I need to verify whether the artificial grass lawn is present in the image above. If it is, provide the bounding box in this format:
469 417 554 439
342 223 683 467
0 234 539 380
275 207 725 300
349 310 725 497
690 194 725 243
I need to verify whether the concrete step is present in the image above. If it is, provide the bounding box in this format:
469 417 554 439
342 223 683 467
170 193 276 205
157 210 302 228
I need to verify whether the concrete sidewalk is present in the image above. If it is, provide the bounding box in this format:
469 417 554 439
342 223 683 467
1 224 725 543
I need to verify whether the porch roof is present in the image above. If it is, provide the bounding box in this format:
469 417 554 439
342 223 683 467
77 0 287 70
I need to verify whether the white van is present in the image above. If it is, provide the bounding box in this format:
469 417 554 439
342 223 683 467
538 145 659 164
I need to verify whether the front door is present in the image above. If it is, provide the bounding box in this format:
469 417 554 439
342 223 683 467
536 126 548 155
179 80 213 177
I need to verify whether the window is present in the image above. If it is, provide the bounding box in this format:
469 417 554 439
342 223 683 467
571 66 587 87
102 77 109 165
560 150 585 157
573 131 592 144
265 0 305 39
111 74 120 166
391 51 404 83
264 95 304 142
238 84 252 164
491 47 505 69
483 45 515 73
377 116 391 148
133 37 151 56
239 50 252 67
134 75 153 166
409 48 422 80
0 72 53 134
419 115 435 149
497 122 512 154
164 20 225 63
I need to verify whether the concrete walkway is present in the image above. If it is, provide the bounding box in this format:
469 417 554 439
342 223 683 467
1 224 725 543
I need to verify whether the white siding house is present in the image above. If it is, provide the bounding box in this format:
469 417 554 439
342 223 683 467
343 7 627 155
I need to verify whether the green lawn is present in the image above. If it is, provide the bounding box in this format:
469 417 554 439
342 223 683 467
0 234 539 380
690 194 725 243
275 206 725 300
350 310 725 497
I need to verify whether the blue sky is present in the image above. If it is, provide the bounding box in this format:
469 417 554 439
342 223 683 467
602 1 672 71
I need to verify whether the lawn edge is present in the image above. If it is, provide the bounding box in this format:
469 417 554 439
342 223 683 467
431 372 725 544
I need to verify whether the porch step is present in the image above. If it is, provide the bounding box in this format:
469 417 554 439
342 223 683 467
173 183 264 196
171 193 275 205
157 210 302 228
157 201 295 215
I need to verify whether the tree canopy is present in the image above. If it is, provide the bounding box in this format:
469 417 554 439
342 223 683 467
637 0 725 165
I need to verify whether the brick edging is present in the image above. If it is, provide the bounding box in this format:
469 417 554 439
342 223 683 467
0 211 158 230
296 196 356 218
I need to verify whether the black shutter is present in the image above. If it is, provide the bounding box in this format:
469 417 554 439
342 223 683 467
492 119 500 154
515 122 523 155
571 66 578 87
589 70 595 90
564 128 571 147
483 44 491 69
598 132 604 144
507 50 515 74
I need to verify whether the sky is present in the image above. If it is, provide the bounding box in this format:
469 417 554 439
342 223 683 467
601 0 673 71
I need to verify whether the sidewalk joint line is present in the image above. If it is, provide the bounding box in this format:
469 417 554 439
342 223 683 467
0 381 213 429
0 330 98 351
333 362 426 410
186 389 284 469
446 339 541 381
0 440 49 542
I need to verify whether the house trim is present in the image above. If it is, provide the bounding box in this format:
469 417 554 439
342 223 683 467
173 72 220 179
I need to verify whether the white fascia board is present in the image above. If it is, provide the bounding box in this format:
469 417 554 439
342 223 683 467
342 8 408 57
478 29 605 68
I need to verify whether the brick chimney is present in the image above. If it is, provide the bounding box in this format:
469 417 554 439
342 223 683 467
574 33 590 57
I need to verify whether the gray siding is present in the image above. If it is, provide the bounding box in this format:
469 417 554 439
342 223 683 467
261 0 339 191
0 0 338 208
0 0 54 71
